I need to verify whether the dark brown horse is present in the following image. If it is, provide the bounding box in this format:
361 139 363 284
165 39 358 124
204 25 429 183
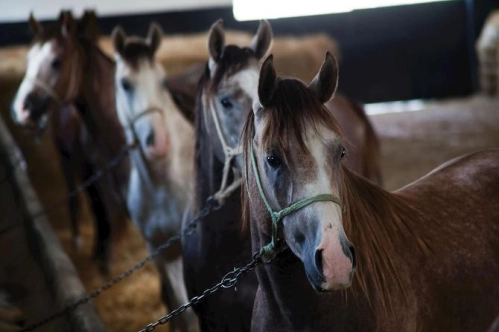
182 20 382 331
243 52 499 331
11 11 129 273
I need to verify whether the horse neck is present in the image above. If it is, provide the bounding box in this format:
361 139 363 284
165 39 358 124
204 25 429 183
74 41 124 155
193 97 226 208
160 91 195 200
78 42 115 118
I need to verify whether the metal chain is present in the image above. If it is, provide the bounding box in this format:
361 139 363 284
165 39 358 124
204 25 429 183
19 196 221 332
0 145 131 237
139 251 265 332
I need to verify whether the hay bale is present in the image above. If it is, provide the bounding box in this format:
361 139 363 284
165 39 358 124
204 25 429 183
476 10 499 95
99 30 339 80
0 30 339 126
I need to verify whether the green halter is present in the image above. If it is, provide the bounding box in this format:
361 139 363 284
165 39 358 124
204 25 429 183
247 137 344 258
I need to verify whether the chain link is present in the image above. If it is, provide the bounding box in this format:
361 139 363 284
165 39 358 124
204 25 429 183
139 251 264 332
0 145 131 237
19 196 221 332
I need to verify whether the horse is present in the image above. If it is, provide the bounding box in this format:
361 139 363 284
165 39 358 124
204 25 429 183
181 19 383 331
10 11 129 273
242 52 499 331
112 23 199 332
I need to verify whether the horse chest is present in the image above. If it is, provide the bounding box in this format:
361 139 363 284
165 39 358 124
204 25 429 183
127 168 184 243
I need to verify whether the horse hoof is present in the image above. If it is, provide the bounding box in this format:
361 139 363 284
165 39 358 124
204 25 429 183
71 236 83 251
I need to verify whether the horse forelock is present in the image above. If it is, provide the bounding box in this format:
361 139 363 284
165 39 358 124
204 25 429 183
246 78 343 163
119 39 155 70
207 45 258 94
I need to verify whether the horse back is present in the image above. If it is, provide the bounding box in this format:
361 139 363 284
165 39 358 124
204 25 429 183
396 149 499 332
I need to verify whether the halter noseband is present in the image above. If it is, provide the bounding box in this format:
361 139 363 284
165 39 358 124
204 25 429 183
247 135 344 258
208 98 243 204
26 78 63 106
126 107 164 147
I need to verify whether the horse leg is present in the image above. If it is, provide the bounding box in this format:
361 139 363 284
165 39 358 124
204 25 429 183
155 252 200 332
83 165 112 274
60 155 81 250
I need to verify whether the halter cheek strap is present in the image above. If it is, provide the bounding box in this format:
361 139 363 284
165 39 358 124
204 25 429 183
247 136 345 258
208 98 243 204
26 78 63 105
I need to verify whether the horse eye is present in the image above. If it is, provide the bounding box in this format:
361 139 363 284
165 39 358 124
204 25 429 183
266 155 281 168
341 148 346 159
121 78 133 92
220 97 233 109
51 58 61 70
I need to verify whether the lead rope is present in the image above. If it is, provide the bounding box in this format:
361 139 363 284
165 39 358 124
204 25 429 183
208 98 243 204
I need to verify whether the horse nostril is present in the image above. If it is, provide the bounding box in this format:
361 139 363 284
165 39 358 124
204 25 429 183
23 98 32 112
349 244 357 269
314 249 323 273
146 131 155 146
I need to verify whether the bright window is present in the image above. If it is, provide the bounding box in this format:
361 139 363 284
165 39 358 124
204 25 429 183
233 0 455 21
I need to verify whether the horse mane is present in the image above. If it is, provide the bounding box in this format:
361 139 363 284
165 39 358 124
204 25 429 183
241 76 431 313
341 167 431 313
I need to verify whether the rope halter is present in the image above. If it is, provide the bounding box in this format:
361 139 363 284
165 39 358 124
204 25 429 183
247 135 345 259
208 98 244 205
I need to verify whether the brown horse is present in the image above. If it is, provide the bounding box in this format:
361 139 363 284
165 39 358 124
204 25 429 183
242 52 499 331
11 11 129 273
181 19 382 331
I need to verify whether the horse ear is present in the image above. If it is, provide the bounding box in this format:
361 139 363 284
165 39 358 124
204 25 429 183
111 26 126 56
208 19 225 64
258 54 277 109
60 11 76 37
250 20 273 59
147 22 163 55
28 12 42 36
308 52 338 104
80 10 100 41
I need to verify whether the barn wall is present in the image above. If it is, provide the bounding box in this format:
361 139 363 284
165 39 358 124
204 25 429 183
1 0 498 103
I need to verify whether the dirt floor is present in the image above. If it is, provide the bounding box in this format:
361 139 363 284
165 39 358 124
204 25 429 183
1 94 498 331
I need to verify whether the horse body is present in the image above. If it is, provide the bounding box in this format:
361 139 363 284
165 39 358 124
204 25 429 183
245 53 499 332
252 150 499 331
11 12 129 272
112 25 198 331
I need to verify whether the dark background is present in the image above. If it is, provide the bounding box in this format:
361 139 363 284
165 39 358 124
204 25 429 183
1 0 497 103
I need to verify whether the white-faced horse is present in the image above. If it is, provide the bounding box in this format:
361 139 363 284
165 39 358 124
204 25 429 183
112 24 199 332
